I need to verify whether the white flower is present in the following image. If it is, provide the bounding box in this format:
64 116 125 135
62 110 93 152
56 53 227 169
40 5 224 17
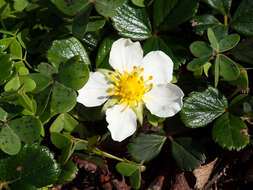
77 38 184 142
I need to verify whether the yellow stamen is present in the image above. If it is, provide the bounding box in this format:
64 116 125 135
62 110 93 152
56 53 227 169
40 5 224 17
108 66 153 108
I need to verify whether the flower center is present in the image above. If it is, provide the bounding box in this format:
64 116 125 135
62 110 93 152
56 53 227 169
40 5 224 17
109 66 153 108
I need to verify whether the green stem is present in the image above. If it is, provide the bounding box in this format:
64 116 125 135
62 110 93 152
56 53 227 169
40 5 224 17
224 15 228 26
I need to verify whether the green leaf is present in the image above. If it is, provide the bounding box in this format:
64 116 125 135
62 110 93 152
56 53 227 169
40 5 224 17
212 113 249 150
50 113 79 133
0 54 13 85
202 0 232 15
116 162 139 176
94 0 126 17
128 133 166 162
153 0 178 28
28 73 51 93
0 107 8 121
70 103 103 121
50 82 77 114
158 0 198 30
57 160 78 184
72 4 92 39
0 125 21 155
171 137 206 170
219 34 240 52
9 39 22 60
13 0 29 11
207 28 219 50
35 86 52 116
111 3 152 40
55 57 89 90
190 41 213 57
187 56 211 71
214 54 220 87
0 144 60 187
192 14 221 35
4 75 36 93
147 112 165 127
218 54 240 81
47 37 90 69
231 0 253 35
229 68 249 90
0 38 13 51
181 86 228 128
231 37 253 64
50 0 90 16
9 116 42 144
38 63 57 76
87 17 106 32
95 37 114 68
229 95 253 119
129 169 141 189
131 0 145 7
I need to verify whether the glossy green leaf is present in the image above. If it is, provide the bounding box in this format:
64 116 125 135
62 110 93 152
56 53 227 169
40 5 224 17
231 0 253 35
81 31 101 52
50 82 77 114
111 3 152 40
218 54 240 81
181 86 228 128
72 4 92 39
158 0 198 30
38 63 57 76
190 41 213 57
116 162 139 176
128 132 166 162
192 14 221 35
55 58 89 90
187 56 211 71
0 144 60 187
131 0 145 7
212 113 249 150
219 34 240 52
171 137 206 170
96 37 114 68
0 54 13 85
94 0 126 17
50 0 90 16
153 0 178 28
57 160 78 184
202 0 232 15
231 38 253 64
50 113 79 133
47 37 90 69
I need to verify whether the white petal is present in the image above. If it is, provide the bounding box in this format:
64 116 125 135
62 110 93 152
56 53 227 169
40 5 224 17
141 51 173 85
106 104 137 142
77 72 111 107
144 83 184 118
109 38 143 73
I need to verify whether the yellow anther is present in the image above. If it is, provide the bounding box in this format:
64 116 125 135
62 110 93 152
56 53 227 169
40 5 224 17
108 68 153 108
148 76 153 80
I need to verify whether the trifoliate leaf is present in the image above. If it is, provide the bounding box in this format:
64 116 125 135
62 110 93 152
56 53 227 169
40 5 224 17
219 34 240 52
190 41 213 57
